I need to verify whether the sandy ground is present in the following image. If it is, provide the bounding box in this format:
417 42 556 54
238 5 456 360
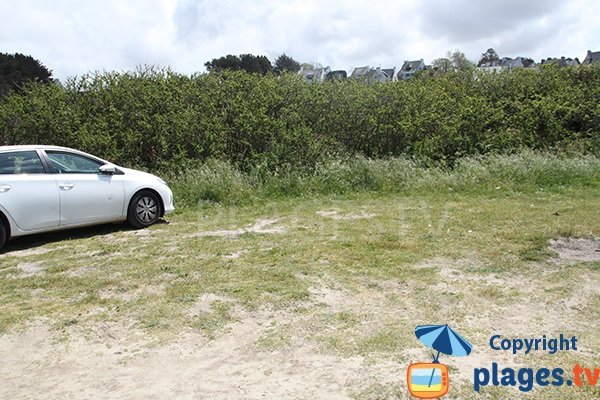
1 226 598 399
548 237 600 262
0 304 406 400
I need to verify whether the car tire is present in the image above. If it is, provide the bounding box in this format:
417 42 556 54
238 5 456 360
0 221 6 251
127 190 161 229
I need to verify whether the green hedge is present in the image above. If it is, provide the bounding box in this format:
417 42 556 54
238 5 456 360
1 65 599 171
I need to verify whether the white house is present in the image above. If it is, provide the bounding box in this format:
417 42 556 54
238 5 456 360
397 59 425 80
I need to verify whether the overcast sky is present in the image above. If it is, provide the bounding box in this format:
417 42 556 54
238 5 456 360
1 0 599 80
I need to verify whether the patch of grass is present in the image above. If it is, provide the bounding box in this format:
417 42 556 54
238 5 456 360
254 321 294 351
518 234 559 261
357 325 411 355
189 300 235 339
53 317 79 330
349 382 405 400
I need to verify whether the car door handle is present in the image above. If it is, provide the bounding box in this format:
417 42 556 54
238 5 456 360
59 183 74 191
0 184 11 193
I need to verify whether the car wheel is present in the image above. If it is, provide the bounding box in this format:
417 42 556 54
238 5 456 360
127 191 161 228
0 221 6 251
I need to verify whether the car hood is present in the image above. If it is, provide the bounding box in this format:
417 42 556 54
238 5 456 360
119 166 166 183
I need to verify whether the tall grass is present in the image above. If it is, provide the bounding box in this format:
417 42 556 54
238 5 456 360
167 151 600 208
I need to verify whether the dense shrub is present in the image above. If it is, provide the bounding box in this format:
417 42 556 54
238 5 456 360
1 65 599 171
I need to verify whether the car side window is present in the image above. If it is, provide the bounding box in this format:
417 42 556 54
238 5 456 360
0 151 45 174
46 151 103 174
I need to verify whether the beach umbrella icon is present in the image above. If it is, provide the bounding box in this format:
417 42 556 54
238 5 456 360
414 324 473 389
415 324 473 361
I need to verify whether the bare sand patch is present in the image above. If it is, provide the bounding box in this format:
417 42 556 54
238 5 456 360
189 218 285 238
16 261 46 276
0 307 402 400
99 284 165 302
308 285 358 312
549 237 600 262
223 250 250 259
414 257 512 287
66 264 100 278
0 246 66 259
316 210 377 220
98 228 160 244
188 293 233 316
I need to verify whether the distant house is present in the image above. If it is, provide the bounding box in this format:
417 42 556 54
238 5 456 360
397 59 425 80
478 57 535 73
381 68 396 82
559 57 580 67
500 57 524 71
350 66 370 80
299 65 331 83
325 70 347 81
477 60 503 73
582 50 600 64
350 66 395 83
540 57 580 67
366 67 395 83
500 57 536 70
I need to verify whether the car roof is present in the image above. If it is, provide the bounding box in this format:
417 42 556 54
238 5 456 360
0 145 75 152
0 145 110 164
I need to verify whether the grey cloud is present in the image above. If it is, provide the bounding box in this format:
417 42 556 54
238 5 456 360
496 20 560 57
173 0 271 45
174 1 202 41
418 0 565 42
173 0 232 44
4 0 597 81
174 0 226 43
301 5 411 67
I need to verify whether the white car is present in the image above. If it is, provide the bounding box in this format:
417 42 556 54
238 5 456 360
0 145 174 250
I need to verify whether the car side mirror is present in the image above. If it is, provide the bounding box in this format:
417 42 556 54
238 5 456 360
99 164 116 175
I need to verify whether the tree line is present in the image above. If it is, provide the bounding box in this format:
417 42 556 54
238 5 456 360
0 47 573 98
205 53 301 75
0 53 53 97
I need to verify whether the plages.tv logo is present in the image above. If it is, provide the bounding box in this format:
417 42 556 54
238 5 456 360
407 324 473 399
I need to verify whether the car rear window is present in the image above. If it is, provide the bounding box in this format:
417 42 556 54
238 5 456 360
0 151 45 174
